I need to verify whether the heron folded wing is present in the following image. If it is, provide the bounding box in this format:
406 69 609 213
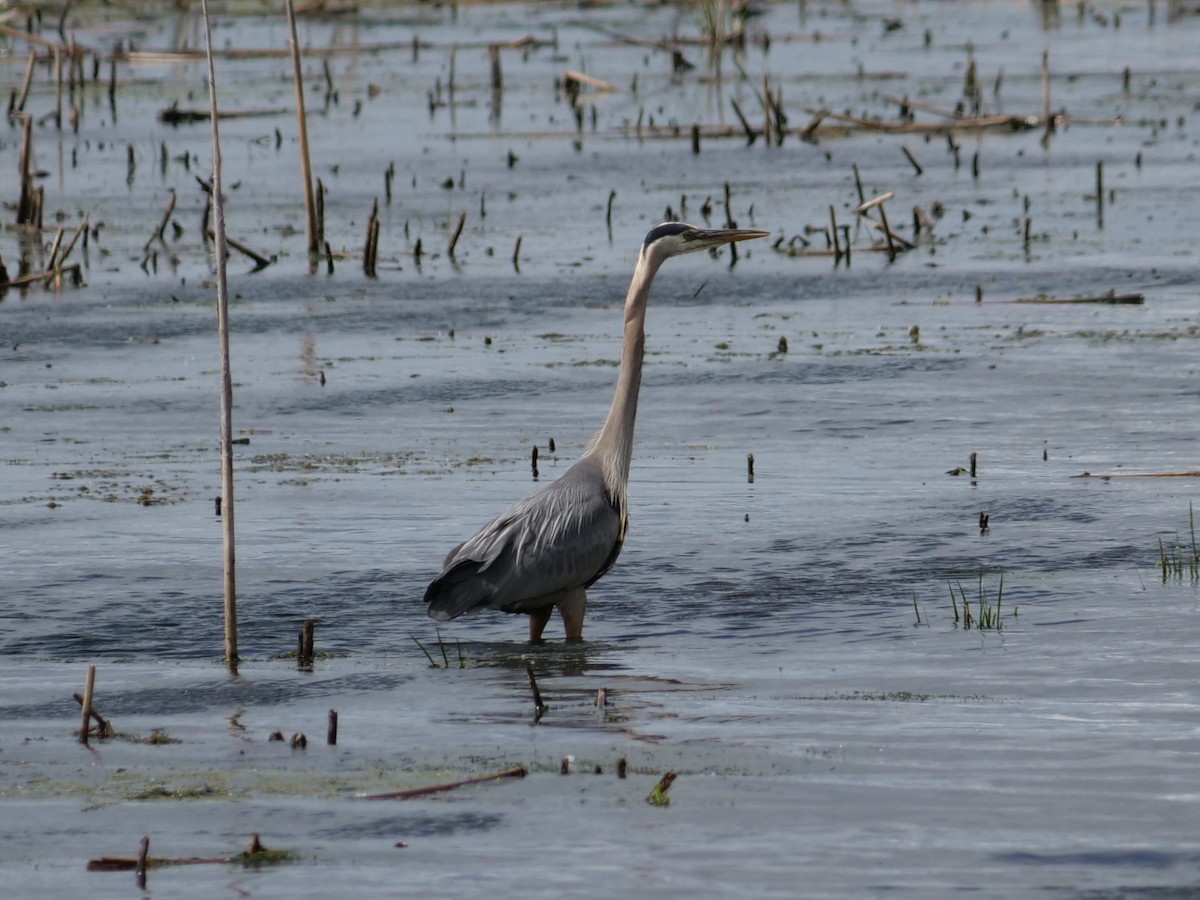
424 460 623 620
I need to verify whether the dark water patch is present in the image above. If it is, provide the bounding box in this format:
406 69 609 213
0 670 412 722
652 352 969 388
1070 888 1200 899
315 811 504 840
277 377 562 415
998 850 1200 870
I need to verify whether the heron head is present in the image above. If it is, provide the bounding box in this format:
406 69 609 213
641 222 770 262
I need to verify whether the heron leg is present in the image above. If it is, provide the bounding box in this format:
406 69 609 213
558 588 587 642
528 606 553 643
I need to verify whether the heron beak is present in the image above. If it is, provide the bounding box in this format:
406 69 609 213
688 228 771 249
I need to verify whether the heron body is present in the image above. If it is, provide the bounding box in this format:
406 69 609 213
424 222 769 641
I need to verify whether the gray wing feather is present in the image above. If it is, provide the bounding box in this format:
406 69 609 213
425 457 624 620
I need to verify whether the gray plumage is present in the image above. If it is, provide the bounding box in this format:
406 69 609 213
425 456 625 620
424 222 769 641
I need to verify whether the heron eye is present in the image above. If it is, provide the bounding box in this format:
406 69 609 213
682 229 698 241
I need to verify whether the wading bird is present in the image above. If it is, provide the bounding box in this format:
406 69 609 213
424 223 769 641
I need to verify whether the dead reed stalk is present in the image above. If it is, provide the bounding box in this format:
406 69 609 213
448 210 466 257
15 50 35 112
364 199 380 276
201 0 239 671
16 113 37 225
359 765 526 801
286 0 320 268
526 663 547 719
79 663 96 745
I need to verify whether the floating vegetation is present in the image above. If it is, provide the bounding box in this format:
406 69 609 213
1158 503 1199 582
128 783 222 802
142 729 182 746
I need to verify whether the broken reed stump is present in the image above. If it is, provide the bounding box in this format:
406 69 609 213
447 210 467 257
45 228 65 272
901 145 922 175
79 664 97 745
729 96 757 145
1041 50 1054 147
327 709 338 745
144 191 177 252
489 43 502 92
315 177 326 250
970 451 978 478
877 202 897 262
16 113 39 225
913 205 933 238
321 57 335 100
73 692 115 739
364 199 380 276
15 50 35 113
798 107 825 143
298 618 316 667
136 836 150 889
747 453 755 483
853 191 912 260
531 445 539 480
526 663 547 720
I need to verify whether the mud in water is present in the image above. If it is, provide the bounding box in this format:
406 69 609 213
3 0 1200 896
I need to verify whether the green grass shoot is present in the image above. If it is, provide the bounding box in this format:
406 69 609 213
912 591 924 626
436 627 450 668
945 573 1005 631
1158 502 1199 582
410 633 440 668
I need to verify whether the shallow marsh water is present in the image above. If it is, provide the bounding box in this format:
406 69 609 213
3 0 1200 896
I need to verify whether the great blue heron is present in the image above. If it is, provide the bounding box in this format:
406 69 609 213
424 222 769 641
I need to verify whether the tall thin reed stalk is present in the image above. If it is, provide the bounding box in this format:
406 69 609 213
201 0 238 671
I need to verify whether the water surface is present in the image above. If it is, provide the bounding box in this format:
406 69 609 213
3 1 1200 896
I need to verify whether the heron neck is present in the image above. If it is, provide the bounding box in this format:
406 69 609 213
588 252 660 499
